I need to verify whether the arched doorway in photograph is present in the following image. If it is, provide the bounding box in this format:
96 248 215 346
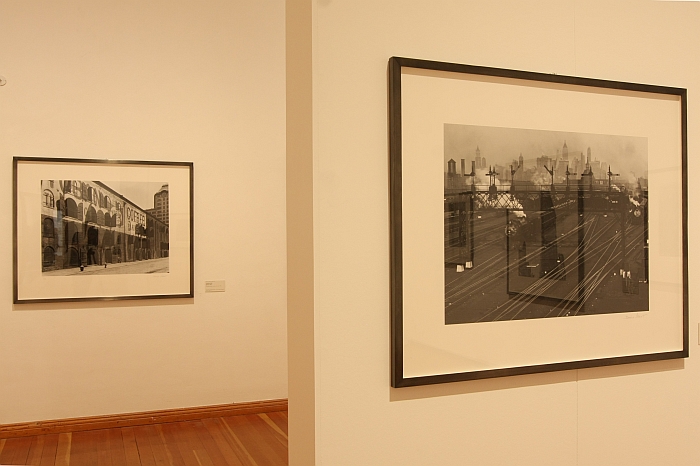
42 246 55 268
103 230 114 263
64 222 81 267
127 235 134 262
87 226 99 265
115 234 122 262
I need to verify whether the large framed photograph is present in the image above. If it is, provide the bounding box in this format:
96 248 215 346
14 157 194 303
389 57 688 387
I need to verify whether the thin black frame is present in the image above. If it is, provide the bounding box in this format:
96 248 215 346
13 156 195 304
389 56 688 388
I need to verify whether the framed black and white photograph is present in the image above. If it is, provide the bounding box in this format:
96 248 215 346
389 57 687 387
14 157 194 303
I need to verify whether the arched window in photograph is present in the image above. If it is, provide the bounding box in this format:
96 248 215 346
42 218 54 237
97 210 105 226
42 190 55 208
72 181 81 198
64 180 72 193
87 187 94 204
105 213 112 227
86 206 97 224
65 198 79 218
104 196 111 211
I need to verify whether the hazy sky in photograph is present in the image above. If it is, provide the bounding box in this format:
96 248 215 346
444 124 648 181
100 181 165 210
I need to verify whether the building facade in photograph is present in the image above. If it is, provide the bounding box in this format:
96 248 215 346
40 180 169 271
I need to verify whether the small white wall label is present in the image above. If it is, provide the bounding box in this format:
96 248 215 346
205 280 226 292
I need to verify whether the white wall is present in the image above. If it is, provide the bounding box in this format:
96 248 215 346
0 0 287 424
289 0 700 464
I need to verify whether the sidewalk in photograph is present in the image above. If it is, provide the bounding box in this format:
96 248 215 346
42 257 169 276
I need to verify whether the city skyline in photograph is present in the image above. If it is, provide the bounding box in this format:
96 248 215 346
444 124 648 186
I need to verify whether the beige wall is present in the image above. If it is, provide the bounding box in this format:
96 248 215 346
289 0 700 464
0 0 287 423
3 2 699 465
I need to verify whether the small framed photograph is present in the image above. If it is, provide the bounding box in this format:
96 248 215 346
389 57 687 387
14 157 194 303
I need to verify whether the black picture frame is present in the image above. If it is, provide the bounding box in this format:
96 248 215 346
389 57 688 387
14 157 194 304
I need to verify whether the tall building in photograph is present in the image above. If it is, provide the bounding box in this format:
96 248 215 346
151 184 169 225
474 146 486 169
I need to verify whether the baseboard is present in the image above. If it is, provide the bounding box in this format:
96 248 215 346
0 398 287 439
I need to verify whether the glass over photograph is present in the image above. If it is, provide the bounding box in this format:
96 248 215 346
41 180 170 276
444 124 649 324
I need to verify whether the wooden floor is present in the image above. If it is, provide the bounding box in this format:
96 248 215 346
0 412 287 466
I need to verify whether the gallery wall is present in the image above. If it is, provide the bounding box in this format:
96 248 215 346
0 0 287 423
288 0 700 464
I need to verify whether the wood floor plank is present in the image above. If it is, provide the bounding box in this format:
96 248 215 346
96 429 113 466
257 415 287 445
217 417 261 466
121 427 142 466
105 428 127 466
136 425 172 466
70 430 101 466
26 435 46 465
150 424 176 466
132 426 157 466
55 433 72 466
158 423 196 466
192 448 215 466
222 415 286 466
151 424 182 466
249 415 286 464
0 436 33 465
187 421 233 466
260 413 287 438
39 434 60 466
0 438 15 464
249 416 286 454
200 419 247 466
173 422 215 466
